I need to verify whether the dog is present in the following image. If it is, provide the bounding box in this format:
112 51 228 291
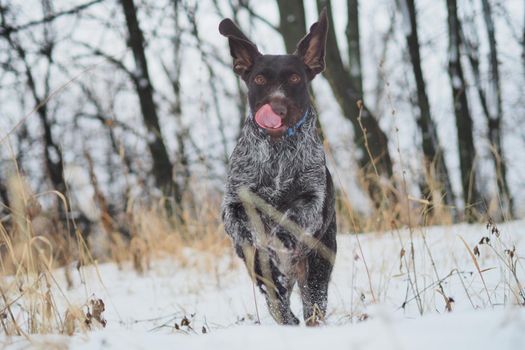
220 8 336 326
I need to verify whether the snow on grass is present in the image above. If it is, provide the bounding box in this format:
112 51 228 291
2 220 525 349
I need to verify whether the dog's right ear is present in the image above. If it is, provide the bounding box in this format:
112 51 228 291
219 19 261 78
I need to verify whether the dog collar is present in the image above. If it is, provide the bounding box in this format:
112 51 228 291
250 107 309 137
285 108 309 137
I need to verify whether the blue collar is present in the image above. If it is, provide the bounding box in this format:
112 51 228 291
286 108 309 137
250 107 309 137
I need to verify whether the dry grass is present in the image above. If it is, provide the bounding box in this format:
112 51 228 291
0 168 230 336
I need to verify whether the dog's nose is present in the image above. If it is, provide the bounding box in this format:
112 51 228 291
270 102 287 118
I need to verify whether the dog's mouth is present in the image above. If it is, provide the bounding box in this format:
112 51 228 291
254 104 287 134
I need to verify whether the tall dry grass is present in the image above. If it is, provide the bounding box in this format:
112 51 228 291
0 166 230 336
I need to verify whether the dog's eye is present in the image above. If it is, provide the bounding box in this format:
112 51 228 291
254 75 267 85
288 74 301 84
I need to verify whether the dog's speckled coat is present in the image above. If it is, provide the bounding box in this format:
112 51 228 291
220 9 337 325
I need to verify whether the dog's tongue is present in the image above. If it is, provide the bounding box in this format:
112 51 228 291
255 104 283 129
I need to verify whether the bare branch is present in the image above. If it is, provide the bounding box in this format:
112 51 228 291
0 0 106 35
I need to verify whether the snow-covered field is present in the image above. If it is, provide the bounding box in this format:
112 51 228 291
2 220 525 349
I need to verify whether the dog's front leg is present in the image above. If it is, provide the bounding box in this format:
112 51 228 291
251 248 300 325
222 201 300 325
273 190 336 325
273 190 325 255
221 201 256 259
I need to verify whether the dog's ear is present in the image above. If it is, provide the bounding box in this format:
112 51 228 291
294 8 328 79
219 19 261 78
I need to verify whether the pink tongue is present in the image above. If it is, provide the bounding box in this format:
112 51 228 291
255 104 283 129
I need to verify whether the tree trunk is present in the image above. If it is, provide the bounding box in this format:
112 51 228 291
445 0 481 221
316 0 394 205
38 96 66 195
523 0 525 78
346 0 363 98
398 0 455 212
224 3 249 140
120 0 180 206
170 0 191 200
0 3 66 198
480 0 513 218
276 0 307 53
0 174 9 209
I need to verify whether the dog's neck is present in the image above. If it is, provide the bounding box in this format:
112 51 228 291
244 105 317 143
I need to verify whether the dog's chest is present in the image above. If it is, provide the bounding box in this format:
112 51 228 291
258 155 296 197
239 145 294 197
228 119 326 204
232 137 322 203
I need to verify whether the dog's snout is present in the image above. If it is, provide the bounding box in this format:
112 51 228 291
270 101 287 118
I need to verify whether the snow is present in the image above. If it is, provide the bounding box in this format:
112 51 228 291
25 310 525 350
2 220 525 349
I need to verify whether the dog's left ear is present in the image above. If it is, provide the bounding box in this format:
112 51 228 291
295 8 328 79
219 19 261 79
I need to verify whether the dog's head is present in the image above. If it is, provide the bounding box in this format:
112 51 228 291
219 9 328 138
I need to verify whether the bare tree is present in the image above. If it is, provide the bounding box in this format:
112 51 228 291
446 0 481 220
0 1 67 198
211 1 249 139
316 0 394 205
481 0 512 217
185 3 230 166
397 0 455 211
346 0 363 98
459 1 513 218
276 0 307 53
0 0 104 35
371 11 396 120
119 0 181 206
75 82 136 176
164 0 191 200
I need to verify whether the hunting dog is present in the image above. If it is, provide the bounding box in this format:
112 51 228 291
220 9 336 325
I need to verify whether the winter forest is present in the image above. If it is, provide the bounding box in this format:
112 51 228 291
1 0 525 229
1 0 525 348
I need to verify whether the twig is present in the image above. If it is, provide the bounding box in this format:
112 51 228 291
459 236 493 307
0 0 106 35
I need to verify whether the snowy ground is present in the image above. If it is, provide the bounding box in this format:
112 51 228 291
2 220 525 349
